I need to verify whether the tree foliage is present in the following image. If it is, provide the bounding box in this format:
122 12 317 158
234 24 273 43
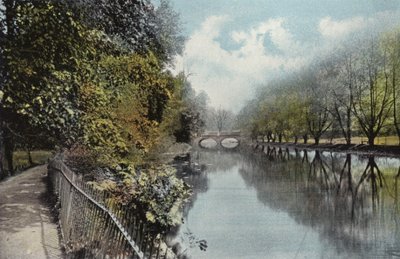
1 2 94 145
0 0 194 230
237 30 400 146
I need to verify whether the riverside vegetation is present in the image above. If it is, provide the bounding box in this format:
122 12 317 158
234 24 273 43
237 29 400 147
0 0 208 235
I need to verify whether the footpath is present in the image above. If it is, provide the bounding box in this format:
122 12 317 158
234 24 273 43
0 165 63 259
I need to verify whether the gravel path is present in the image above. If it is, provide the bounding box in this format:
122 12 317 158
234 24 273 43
0 165 63 259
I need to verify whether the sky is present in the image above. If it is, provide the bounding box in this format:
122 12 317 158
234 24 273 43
168 0 400 111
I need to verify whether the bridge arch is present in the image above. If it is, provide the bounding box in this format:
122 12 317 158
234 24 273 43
198 137 218 148
196 131 242 149
220 137 240 149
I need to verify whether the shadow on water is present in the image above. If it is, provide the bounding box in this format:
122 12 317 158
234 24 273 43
169 146 400 258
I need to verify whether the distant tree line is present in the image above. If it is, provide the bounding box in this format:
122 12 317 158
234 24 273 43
237 30 400 146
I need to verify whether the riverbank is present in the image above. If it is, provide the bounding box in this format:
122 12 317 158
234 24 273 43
252 141 400 158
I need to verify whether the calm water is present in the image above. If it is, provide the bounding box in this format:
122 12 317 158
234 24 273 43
168 146 400 259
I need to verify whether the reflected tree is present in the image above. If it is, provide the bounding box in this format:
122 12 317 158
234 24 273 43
336 154 353 195
308 151 332 190
302 150 309 164
351 156 385 218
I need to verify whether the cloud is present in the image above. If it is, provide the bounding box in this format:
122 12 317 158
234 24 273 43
173 15 306 111
319 16 383 40
172 12 400 111
316 12 400 55
318 16 365 39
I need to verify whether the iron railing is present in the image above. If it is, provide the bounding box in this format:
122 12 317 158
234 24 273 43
48 157 176 259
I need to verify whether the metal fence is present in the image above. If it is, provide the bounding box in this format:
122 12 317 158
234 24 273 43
48 157 176 259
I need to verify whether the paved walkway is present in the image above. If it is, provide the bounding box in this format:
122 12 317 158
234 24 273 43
0 165 63 259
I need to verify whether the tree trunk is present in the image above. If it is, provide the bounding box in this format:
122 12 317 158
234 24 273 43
0 118 5 179
278 133 282 143
345 154 353 191
0 132 4 180
315 137 320 145
4 128 14 175
27 149 33 166
2 1 17 178
303 134 308 144
346 108 352 145
368 135 375 146
294 136 298 144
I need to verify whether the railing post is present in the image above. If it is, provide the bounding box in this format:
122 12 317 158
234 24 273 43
58 172 62 195
65 173 75 236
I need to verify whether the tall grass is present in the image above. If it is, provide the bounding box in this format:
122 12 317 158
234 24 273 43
13 150 53 171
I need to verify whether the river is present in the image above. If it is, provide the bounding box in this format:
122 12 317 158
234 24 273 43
168 145 400 259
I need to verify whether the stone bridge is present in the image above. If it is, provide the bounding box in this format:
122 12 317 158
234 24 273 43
195 130 242 148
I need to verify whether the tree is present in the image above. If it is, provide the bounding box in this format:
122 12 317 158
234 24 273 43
235 100 260 140
321 48 355 145
351 36 393 146
66 0 184 64
173 92 207 143
0 1 100 174
332 50 355 145
382 30 400 144
66 0 155 52
178 76 208 141
152 0 185 64
210 107 232 133
86 52 176 163
298 68 332 145
267 102 287 143
306 101 332 145
284 92 308 143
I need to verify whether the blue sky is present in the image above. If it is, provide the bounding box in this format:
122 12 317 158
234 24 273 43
167 0 400 110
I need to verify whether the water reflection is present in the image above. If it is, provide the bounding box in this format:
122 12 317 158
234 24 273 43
220 138 240 149
169 147 400 258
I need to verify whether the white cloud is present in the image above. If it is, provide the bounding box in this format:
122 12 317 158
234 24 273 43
318 16 366 39
173 15 306 111
319 11 400 41
170 11 400 111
